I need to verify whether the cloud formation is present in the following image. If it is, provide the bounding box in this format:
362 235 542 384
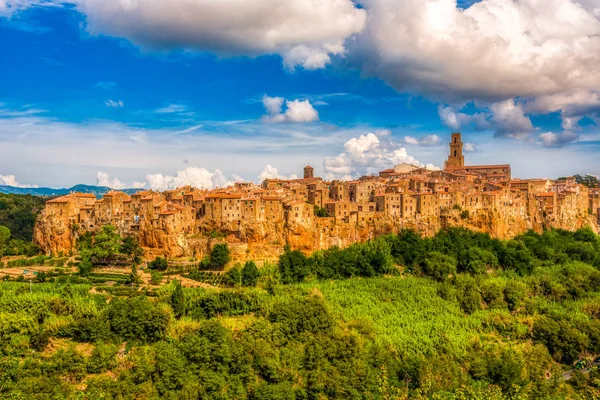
403 134 441 146
323 130 438 179
262 96 319 123
104 99 123 108
258 165 299 182
357 0 600 145
59 0 366 70
0 173 38 188
96 167 240 191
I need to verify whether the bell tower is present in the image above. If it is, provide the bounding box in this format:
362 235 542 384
445 132 464 168
304 165 314 179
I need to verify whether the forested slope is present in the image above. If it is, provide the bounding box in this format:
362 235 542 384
1 227 600 398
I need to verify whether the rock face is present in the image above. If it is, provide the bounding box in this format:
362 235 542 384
33 189 598 263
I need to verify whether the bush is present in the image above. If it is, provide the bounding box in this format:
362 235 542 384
225 266 242 286
460 210 470 220
242 261 260 287
108 297 170 343
210 244 230 269
420 252 457 281
78 256 93 277
148 256 168 271
269 296 333 337
150 270 163 285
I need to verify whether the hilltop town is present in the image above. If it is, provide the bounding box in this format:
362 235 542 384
34 133 600 261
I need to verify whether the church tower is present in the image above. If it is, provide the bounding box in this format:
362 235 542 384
304 165 314 179
445 132 464 168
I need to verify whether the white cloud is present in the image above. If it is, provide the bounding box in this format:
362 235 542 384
258 164 299 182
95 81 117 90
358 0 600 103
463 142 478 153
155 104 187 114
539 131 580 148
438 105 490 131
323 132 437 179
0 173 38 188
96 167 242 191
262 96 319 123
96 171 127 189
104 99 123 108
46 0 366 70
438 100 535 140
489 100 534 139
358 0 600 145
145 167 240 191
403 134 441 146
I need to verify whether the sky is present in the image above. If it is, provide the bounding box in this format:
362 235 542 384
0 0 599 190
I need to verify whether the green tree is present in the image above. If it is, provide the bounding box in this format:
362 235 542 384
314 206 328 217
78 256 93 277
121 236 144 264
420 252 457 281
127 264 142 285
210 244 230 269
0 225 10 245
148 256 168 271
225 266 242 286
150 270 163 285
241 261 260 286
170 281 186 319
88 225 122 265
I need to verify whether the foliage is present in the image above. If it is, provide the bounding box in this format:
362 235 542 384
313 206 328 217
0 193 46 241
148 256 168 271
170 281 185 319
0 227 599 398
210 243 231 269
241 261 260 287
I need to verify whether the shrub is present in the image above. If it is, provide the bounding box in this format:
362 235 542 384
241 261 260 287
460 210 470 220
210 244 230 269
148 256 168 271
108 297 170 343
150 270 163 285
420 252 457 281
170 281 185 319
269 296 333 337
225 266 242 286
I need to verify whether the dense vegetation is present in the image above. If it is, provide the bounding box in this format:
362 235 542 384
0 193 45 257
2 223 600 398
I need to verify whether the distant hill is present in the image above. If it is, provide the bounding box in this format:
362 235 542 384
0 184 141 197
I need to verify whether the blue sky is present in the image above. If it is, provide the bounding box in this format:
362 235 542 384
1 1 599 189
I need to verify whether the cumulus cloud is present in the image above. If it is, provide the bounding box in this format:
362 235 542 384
438 105 490 131
41 0 365 70
539 131 580 148
438 100 535 140
104 99 123 108
145 167 240 191
403 134 441 146
262 96 319 123
489 100 534 139
323 131 438 179
0 173 38 188
358 0 600 102
357 0 600 145
96 167 242 191
258 165 299 182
